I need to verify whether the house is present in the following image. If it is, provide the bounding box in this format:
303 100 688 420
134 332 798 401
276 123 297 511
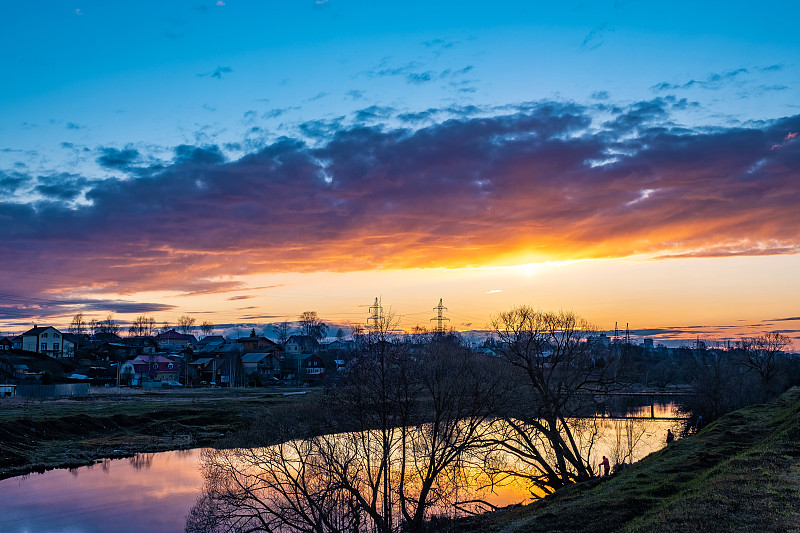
237 330 278 353
156 329 197 349
285 335 319 357
197 335 226 352
321 339 356 354
11 336 22 350
97 337 159 361
21 325 75 358
189 357 218 383
130 355 180 383
241 352 282 382
301 355 325 382
0 337 13 351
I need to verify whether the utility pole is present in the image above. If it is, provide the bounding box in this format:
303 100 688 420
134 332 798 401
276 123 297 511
367 297 383 331
430 298 450 335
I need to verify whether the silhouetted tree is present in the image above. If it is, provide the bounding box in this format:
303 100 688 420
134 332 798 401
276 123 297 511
299 311 327 341
488 307 621 492
68 313 86 335
178 315 196 335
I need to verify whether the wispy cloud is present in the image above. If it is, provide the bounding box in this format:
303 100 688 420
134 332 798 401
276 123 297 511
198 66 233 79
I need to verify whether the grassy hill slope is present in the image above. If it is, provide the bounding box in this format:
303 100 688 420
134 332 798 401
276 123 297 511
441 387 800 533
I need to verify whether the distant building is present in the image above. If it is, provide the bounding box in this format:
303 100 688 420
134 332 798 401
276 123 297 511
237 330 278 353
0 337 13 351
156 329 197 349
129 355 180 383
643 338 654 349
301 354 325 382
242 352 282 381
21 325 74 358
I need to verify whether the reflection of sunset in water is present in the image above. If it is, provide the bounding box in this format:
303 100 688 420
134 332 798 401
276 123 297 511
0 449 204 533
0 411 681 532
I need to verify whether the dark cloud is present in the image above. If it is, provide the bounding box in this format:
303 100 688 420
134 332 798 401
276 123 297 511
0 171 30 194
0 294 174 321
173 144 226 165
34 172 91 201
1 99 799 307
354 106 396 122
228 295 255 301
97 146 140 170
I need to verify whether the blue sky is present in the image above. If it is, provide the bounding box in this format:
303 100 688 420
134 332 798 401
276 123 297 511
3 1 797 179
1 1 799 345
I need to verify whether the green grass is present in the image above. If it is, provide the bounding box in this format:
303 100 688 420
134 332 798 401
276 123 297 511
0 387 319 480
438 387 800 533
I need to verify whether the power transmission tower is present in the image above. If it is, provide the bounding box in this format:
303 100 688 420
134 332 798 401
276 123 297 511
430 298 450 335
367 297 383 331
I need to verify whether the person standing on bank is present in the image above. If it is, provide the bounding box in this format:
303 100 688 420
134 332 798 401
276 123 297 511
600 455 610 476
666 429 675 444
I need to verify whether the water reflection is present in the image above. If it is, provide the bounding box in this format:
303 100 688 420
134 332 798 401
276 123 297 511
0 449 204 533
0 412 679 533
188 415 678 533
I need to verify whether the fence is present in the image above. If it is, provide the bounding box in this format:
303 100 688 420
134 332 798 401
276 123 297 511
15 383 90 398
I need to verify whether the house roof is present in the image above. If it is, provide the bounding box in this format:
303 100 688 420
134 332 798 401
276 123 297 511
198 335 225 345
22 325 59 336
242 353 275 363
190 357 214 366
157 329 195 340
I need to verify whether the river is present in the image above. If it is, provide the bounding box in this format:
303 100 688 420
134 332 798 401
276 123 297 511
0 407 679 532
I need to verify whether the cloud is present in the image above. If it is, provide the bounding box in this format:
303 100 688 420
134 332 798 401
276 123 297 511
198 66 233 79
0 294 175 321
0 171 31 195
97 146 140 170
366 61 473 86
34 172 91 201
1 99 799 307
652 67 753 92
579 24 613 51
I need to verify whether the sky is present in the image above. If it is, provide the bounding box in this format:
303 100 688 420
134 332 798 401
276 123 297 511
1 1 799 346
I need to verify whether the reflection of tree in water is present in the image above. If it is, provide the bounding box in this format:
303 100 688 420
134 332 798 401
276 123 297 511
185 308 676 532
129 453 154 471
187 332 508 533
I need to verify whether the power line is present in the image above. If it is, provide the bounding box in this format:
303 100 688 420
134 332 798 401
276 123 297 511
430 298 450 334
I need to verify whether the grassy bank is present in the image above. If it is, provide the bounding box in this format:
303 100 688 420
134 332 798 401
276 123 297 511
0 387 317 480
436 386 800 533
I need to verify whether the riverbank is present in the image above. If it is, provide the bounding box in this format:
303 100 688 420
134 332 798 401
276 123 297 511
0 386 318 480
433 386 800 532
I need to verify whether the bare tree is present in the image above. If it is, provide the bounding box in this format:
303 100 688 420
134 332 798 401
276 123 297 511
489 307 620 492
88 318 99 337
178 315 196 335
128 315 157 337
201 321 214 337
188 312 506 533
97 314 120 335
68 313 86 335
277 322 291 345
737 332 792 400
299 311 327 341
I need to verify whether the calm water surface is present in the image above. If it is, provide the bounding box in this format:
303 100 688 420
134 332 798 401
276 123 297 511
0 405 679 532
0 449 204 533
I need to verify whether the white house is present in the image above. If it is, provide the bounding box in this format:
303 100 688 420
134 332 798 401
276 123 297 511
21 325 74 358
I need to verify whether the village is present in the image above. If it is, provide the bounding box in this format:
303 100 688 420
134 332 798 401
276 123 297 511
0 322 366 394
